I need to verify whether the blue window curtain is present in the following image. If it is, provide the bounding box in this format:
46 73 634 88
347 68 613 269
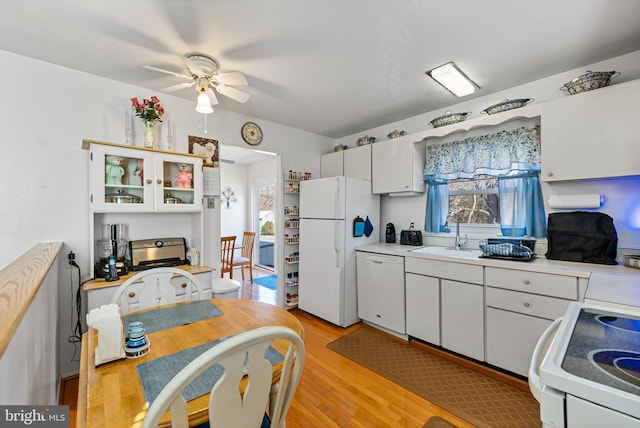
424 179 449 232
423 125 544 235
498 171 547 238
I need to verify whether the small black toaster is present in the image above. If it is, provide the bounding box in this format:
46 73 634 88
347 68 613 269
400 223 422 246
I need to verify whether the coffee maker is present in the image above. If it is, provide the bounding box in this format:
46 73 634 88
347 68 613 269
95 224 131 280
385 223 396 243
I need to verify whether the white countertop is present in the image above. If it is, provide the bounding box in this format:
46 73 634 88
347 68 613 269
356 242 640 309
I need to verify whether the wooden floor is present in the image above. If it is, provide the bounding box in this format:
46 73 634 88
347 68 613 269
61 265 475 427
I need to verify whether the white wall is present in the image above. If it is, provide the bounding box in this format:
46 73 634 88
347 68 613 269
0 49 333 377
220 162 249 237
336 50 640 252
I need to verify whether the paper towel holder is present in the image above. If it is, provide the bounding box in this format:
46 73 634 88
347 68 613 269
548 193 603 209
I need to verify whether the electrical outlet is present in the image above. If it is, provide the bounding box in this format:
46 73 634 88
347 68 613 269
66 251 77 269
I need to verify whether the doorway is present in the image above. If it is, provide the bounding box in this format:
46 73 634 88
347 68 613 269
256 180 276 270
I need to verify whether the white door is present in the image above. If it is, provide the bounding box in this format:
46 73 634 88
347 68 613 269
300 176 345 219
299 218 344 325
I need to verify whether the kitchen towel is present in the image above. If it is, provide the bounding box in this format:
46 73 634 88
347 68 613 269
364 216 374 237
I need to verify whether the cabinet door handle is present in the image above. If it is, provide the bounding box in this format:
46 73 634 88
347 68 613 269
181 282 187 288
156 179 163 184
128 291 136 298
547 172 554 177
523 279 530 285
146 178 152 184
523 301 531 308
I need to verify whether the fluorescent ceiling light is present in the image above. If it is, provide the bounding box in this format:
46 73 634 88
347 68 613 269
426 62 477 97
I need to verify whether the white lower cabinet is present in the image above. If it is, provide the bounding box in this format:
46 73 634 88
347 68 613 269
485 266 579 377
405 257 484 360
486 307 551 377
441 279 484 361
405 273 440 345
356 252 405 334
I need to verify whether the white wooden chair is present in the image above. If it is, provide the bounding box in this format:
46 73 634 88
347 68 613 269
110 267 205 314
142 326 306 428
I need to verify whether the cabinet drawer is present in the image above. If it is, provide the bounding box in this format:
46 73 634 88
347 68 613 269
485 266 578 299
405 257 483 284
486 286 572 320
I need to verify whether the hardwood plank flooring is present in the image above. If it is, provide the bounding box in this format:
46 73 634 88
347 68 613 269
61 266 476 427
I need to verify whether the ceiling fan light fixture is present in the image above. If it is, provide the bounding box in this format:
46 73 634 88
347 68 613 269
196 91 213 114
426 62 477 97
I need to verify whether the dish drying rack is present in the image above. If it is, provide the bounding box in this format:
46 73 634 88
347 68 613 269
479 238 536 262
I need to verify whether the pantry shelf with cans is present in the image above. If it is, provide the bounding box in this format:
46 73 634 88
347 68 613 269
283 170 311 307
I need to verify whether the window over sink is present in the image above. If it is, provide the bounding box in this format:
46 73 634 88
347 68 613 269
424 125 546 238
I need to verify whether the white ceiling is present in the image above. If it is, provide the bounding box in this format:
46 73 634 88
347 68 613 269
1 0 640 140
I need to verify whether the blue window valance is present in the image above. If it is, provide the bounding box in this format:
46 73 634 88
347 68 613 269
424 125 541 180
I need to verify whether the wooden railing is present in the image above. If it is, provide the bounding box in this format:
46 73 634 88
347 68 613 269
0 242 62 404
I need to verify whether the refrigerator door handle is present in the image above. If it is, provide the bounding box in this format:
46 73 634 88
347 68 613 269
334 178 340 218
334 221 340 268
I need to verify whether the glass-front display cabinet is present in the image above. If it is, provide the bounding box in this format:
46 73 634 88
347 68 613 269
88 141 203 213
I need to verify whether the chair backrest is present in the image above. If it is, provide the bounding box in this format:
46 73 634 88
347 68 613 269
142 326 306 428
110 267 205 314
220 235 236 277
240 231 256 260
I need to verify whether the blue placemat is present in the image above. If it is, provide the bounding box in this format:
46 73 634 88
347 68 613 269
122 300 223 334
136 337 284 405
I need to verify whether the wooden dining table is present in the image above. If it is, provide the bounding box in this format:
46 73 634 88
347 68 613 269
76 299 304 428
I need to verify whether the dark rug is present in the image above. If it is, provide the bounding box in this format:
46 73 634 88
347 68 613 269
423 416 459 428
328 326 539 428
253 275 277 290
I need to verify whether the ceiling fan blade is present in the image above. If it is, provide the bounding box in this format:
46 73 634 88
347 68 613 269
206 89 219 106
215 85 250 103
182 56 205 77
162 82 195 92
143 65 191 80
214 71 248 86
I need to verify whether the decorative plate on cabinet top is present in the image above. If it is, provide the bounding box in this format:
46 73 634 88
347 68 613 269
387 129 406 139
560 70 620 95
356 135 376 146
481 98 534 115
429 111 471 128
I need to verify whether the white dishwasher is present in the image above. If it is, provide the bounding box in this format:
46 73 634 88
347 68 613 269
356 251 405 334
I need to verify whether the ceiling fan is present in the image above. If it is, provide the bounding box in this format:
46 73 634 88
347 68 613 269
143 53 250 106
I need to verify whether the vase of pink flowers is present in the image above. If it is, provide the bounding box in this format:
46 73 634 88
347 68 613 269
131 96 165 148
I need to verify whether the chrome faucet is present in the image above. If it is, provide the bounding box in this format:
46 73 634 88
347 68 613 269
451 210 462 249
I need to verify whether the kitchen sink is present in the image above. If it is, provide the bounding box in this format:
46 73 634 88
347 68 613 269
408 246 482 260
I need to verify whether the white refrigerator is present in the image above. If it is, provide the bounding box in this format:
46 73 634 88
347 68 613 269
298 176 380 327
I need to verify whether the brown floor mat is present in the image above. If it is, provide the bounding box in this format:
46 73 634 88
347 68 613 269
328 326 540 428
423 416 459 428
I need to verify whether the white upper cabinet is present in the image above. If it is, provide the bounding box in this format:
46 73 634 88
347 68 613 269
320 151 343 178
541 79 640 182
372 136 425 195
320 145 371 181
344 145 372 181
89 142 203 213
